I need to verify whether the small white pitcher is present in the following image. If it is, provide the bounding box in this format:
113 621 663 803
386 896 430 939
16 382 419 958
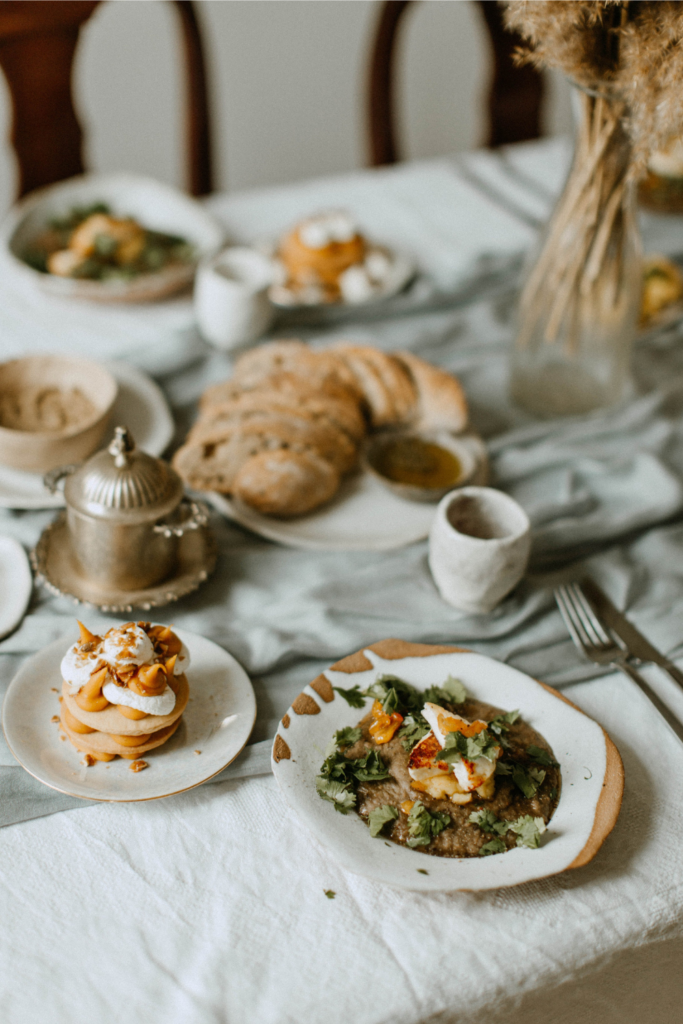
194 246 275 350
428 486 531 614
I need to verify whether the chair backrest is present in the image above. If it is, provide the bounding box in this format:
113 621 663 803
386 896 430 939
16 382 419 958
0 0 213 198
367 0 544 166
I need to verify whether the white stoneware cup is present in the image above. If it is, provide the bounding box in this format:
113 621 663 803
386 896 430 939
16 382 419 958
428 486 531 614
194 246 275 350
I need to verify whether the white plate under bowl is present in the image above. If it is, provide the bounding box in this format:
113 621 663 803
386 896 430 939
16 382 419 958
206 433 488 552
2 628 256 802
0 172 224 303
0 360 174 510
268 247 416 309
0 536 32 640
271 640 623 892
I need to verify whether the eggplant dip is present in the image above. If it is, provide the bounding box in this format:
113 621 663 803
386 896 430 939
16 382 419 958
316 674 561 857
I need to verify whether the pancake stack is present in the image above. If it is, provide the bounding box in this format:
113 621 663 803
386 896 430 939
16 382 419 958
58 621 189 764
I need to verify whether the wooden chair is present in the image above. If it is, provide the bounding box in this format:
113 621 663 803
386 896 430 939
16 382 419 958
0 0 213 198
367 0 544 166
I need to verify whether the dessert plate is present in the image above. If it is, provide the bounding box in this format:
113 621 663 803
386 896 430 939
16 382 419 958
0 536 32 639
0 360 174 510
271 640 624 892
2 628 256 802
207 432 488 552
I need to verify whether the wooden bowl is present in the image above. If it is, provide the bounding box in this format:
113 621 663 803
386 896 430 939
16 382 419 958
0 355 118 472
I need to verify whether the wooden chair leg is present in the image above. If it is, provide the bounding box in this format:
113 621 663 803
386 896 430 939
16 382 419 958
172 0 213 196
367 0 413 167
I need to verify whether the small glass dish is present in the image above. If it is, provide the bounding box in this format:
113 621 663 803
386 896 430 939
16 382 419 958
363 430 477 503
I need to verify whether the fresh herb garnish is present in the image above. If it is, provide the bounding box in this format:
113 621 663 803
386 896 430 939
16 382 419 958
324 890 336 899
495 760 546 797
406 801 450 848
423 675 467 706
333 726 362 749
315 776 357 814
398 714 430 751
479 838 507 856
368 804 399 837
526 745 559 767
365 675 424 717
332 685 366 708
508 815 547 849
468 809 508 835
437 727 500 765
470 810 547 853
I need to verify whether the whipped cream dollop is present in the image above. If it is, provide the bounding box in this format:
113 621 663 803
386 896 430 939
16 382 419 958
298 211 357 250
61 623 189 712
101 681 177 716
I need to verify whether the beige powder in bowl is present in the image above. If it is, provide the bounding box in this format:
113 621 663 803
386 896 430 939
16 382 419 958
0 387 97 432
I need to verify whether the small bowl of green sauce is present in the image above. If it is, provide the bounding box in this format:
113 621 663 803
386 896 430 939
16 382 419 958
364 430 477 503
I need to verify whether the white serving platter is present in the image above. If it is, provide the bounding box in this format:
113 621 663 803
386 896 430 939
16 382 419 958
0 360 174 510
271 640 624 892
2 627 256 802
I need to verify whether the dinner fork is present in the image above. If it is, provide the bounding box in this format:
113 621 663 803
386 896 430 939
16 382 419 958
555 581 683 741
554 583 647 686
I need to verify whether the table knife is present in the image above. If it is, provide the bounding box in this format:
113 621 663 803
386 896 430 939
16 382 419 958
581 578 683 691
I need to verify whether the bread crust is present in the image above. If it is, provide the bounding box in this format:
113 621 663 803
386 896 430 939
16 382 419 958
233 449 339 517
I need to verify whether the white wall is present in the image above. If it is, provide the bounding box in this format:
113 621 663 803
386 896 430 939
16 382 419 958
0 0 573 212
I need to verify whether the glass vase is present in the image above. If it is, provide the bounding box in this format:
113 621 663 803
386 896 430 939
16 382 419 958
510 91 642 418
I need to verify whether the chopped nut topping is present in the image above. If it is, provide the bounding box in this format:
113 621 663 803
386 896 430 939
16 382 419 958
129 759 149 772
193 749 201 755
80 641 96 653
51 715 60 724
82 754 95 766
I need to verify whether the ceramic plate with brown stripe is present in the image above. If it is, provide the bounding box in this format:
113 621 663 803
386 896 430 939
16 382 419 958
271 640 624 892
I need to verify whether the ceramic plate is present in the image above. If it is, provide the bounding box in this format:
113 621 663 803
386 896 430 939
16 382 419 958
207 433 488 552
0 360 174 510
268 247 416 309
0 172 223 303
271 640 624 892
0 536 32 640
2 628 256 802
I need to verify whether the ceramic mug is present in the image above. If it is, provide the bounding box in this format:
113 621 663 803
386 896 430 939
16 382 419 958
194 246 275 350
428 486 531 614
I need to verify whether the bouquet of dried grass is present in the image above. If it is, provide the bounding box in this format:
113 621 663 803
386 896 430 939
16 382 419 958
506 2 683 415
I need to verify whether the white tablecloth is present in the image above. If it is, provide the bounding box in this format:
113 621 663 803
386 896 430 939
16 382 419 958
2 137 683 1023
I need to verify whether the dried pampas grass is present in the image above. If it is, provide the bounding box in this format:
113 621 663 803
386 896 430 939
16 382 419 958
505 1 683 177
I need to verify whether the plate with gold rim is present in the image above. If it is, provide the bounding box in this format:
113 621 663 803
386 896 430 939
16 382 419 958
2 627 256 802
271 640 624 892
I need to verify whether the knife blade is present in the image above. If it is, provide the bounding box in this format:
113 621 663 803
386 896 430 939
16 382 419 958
581 577 683 692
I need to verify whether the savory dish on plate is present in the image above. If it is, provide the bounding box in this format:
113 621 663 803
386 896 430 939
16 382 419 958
640 254 683 324
269 209 409 307
173 338 469 518
58 620 190 769
316 671 560 858
271 641 624 891
22 202 194 283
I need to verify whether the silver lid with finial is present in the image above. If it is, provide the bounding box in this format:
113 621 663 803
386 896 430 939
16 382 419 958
62 425 184 523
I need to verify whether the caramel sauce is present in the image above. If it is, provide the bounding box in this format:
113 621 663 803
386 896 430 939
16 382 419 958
374 436 461 489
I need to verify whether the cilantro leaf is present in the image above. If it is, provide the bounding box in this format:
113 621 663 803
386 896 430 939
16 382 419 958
334 726 362 749
526 745 559 767
437 727 499 764
508 815 547 849
479 838 507 857
315 776 356 814
333 685 366 708
350 749 391 782
512 764 546 798
406 801 450 848
324 890 336 899
368 804 399 838
468 809 508 835
365 675 423 717
488 709 520 736
423 675 467 707
398 714 430 751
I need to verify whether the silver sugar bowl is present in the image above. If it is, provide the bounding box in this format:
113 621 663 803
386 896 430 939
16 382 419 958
46 425 208 590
